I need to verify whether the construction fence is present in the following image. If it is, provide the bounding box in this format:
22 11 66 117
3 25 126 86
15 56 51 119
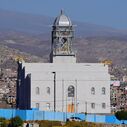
0 109 126 124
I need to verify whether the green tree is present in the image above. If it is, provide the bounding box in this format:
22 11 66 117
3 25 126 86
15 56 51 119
10 116 23 127
115 110 127 124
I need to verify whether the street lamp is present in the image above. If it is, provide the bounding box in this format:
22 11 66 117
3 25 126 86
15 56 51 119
52 72 56 112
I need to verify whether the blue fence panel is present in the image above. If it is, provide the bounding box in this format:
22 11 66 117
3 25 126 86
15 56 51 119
66 112 75 118
53 112 64 121
44 111 56 121
33 110 44 121
43 111 65 121
15 109 26 120
105 115 121 124
85 114 95 122
95 115 105 123
123 121 127 124
0 109 15 119
25 110 34 121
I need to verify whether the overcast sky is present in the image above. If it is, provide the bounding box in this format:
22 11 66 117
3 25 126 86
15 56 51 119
0 0 127 29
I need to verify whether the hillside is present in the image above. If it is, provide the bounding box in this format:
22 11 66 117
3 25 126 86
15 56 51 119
0 10 127 66
0 31 127 66
0 44 44 69
75 37 127 66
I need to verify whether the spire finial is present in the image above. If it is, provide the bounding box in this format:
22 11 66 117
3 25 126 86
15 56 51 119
61 9 64 15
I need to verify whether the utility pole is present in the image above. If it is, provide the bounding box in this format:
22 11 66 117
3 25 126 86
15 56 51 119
85 101 87 121
52 72 56 112
85 101 87 113
75 79 77 113
62 79 64 112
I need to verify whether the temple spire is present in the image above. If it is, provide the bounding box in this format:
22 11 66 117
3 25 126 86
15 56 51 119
61 9 64 15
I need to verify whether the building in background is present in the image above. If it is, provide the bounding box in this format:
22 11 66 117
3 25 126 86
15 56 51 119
17 11 111 114
110 81 127 113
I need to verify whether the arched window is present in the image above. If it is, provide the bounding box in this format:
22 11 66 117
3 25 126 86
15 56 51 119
46 87 50 94
68 85 75 97
102 103 106 109
91 103 95 109
46 103 50 110
102 87 106 95
36 103 39 109
36 87 40 95
91 87 95 95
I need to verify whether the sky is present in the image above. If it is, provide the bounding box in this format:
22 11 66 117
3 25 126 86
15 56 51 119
0 0 127 29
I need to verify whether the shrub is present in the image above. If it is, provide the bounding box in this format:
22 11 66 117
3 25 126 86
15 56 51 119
10 116 23 127
115 110 127 124
38 120 61 127
0 117 8 127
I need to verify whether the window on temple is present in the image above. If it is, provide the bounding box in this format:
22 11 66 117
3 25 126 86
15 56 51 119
91 87 95 95
91 103 95 109
102 103 106 109
68 85 75 97
46 103 50 110
102 87 106 95
36 103 39 109
46 87 50 94
36 87 40 95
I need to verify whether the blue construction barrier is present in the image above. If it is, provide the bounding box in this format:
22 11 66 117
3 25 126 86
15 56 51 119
0 109 126 124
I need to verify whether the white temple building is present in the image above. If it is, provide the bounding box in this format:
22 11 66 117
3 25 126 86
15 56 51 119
16 11 111 114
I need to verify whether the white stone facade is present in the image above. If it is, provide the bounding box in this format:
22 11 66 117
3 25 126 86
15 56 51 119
17 62 110 114
53 55 76 63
